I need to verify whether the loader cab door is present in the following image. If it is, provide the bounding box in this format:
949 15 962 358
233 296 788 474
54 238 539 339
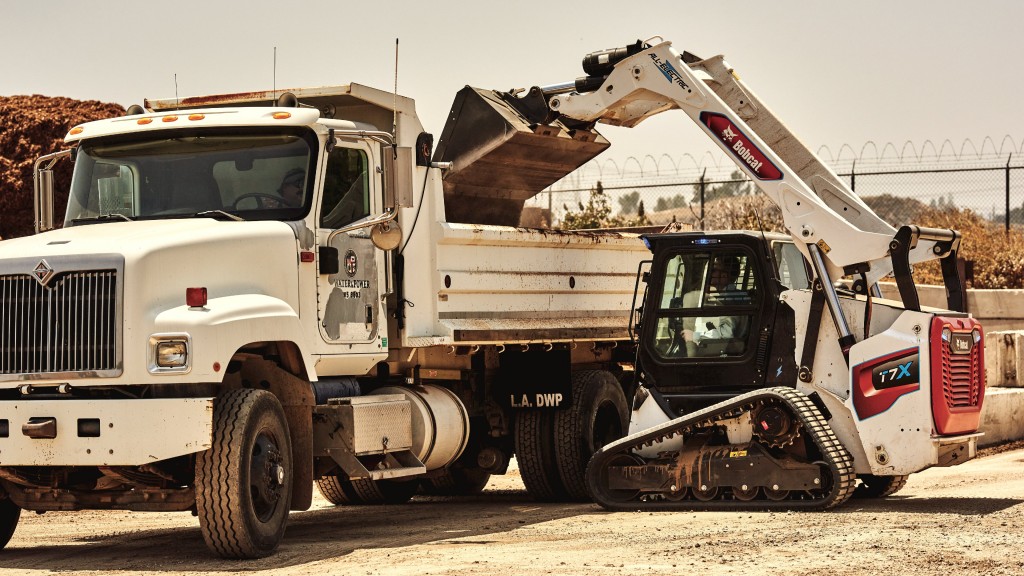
639 235 779 414
314 143 381 345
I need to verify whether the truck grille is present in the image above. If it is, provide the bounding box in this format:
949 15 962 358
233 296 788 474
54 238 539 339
0 270 119 375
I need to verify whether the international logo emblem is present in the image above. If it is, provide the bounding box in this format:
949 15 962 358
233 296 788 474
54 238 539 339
32 260 54 286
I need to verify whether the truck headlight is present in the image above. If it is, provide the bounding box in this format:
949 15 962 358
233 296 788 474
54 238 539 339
149 334 192 373
156 340 188 367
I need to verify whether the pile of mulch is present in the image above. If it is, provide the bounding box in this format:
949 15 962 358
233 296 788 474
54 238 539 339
0 96 123 239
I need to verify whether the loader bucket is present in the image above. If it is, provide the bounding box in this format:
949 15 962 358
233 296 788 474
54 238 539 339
434 86 609 226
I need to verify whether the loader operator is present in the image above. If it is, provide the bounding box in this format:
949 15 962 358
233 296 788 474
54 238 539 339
680 254 746 355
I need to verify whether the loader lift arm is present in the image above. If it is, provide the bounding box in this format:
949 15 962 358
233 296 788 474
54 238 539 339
541 39 965 320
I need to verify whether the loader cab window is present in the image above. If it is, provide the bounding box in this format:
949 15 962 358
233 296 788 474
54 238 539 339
320 147 370 229
651 249 759 359
772 241 811 290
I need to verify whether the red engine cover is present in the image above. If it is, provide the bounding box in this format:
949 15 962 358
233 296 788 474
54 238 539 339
930 316 985 435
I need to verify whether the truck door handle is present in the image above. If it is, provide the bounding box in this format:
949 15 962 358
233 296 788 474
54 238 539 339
23 417 57 439
366 305 373 325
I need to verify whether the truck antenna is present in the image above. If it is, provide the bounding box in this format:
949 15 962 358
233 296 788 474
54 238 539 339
273 46 277 103
174 74 179 110
392 38 399 145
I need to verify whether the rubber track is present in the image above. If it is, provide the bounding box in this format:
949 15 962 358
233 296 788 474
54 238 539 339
586 387 856 511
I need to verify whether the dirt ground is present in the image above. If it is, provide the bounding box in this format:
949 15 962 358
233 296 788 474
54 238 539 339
0 443 1021 576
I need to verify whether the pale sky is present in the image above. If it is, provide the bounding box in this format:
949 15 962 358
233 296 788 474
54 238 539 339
4 1 1023 169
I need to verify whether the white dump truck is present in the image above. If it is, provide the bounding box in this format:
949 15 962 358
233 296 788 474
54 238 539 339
0 81 647 557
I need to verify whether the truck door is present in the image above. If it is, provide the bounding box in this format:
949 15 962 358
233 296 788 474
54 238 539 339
315 144 381 344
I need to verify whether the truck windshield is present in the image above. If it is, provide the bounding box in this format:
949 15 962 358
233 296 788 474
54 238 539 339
65 129 316 225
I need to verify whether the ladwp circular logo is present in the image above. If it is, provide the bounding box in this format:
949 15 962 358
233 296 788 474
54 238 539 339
344 250 358 277
700 112 782 181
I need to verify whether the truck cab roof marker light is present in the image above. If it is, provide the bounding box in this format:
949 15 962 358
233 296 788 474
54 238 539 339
188 114 205 121
162 115 179 123
186 287 208 308
137 118 153 125
272 112 292 120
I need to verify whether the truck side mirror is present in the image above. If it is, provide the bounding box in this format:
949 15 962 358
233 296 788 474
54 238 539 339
382 146 414 209
33 149 72 234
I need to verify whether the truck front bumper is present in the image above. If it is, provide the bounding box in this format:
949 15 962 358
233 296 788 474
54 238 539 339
0 398 213 466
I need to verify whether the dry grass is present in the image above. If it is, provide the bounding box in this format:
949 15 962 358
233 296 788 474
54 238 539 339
647 196 1023 288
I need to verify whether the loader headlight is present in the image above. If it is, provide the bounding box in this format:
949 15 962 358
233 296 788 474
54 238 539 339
149 334 192 373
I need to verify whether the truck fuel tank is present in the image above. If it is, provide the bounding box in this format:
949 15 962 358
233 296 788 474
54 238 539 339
433 86 609 226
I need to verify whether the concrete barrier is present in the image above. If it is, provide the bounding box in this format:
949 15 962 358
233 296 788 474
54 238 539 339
985 331 1024 388
877 283 1024 332
979 388 1024 447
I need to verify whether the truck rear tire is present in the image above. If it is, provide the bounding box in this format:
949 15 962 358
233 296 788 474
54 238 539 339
0 496 20 549
347 478 419 504
316 474 418 505
422 466 491 496
514 410 568 501
316 474 357 505
196 389 293 558
853 474 909 498
555 370 629 500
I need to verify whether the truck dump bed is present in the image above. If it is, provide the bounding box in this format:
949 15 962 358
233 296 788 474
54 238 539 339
401 223 647 347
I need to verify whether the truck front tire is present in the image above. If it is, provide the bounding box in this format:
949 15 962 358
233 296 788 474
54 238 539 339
0 496 20 549
196 389 293 558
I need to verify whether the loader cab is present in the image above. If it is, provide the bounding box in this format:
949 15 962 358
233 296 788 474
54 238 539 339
638 232 806 416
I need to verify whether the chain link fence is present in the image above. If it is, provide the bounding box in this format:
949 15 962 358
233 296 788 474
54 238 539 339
530 148 1024 234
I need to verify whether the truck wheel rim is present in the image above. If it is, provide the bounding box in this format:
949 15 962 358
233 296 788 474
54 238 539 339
250 432 284 522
